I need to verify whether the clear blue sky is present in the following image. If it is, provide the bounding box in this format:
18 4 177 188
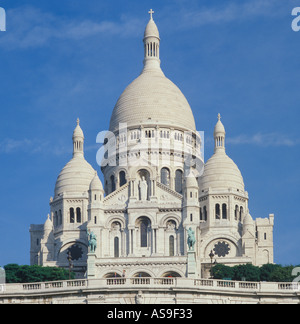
0 0 299 266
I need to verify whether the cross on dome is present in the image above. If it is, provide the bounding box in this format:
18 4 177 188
148 9 154 20
77 118 80 125
218 113 221 121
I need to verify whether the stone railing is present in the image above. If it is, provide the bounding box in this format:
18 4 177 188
1 278 299 296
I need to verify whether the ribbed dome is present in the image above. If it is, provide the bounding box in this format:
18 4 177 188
109 14 196 133
109 69 196 132
54 156 96 197
199 151 245 191
54 120 96 198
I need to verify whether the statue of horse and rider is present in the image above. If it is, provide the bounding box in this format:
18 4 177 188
87 229 97 253
187 227 196 252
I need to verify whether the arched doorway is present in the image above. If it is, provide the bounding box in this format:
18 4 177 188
133 272 151 278
161 271 182 278
103 272 122 278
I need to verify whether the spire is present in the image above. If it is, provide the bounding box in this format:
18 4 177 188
143 9 161 71
72 118 84 158
214 113 226 152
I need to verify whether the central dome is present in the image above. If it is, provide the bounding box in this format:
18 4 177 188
109 69 196 132
109 16 196 133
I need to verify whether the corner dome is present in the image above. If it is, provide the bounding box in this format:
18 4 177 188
199 151 245 192
54 119 96 198
243 213 254 226
54 157 96 197
199 114 245 192
44 214 53 230
185 171 198 188
89 172 104 191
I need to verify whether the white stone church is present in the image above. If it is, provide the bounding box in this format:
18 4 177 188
30 12 274 279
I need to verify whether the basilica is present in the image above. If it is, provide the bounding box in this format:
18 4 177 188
30 12 274 279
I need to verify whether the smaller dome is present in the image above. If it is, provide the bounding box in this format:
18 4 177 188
55 157 96 197
214 114 225 136
90 172 104 191
200 151 245 192
73 118 84 139
200 114 244 192
243 213 255 236
44 214 53 231
185 172 198 188
144 18 160 39
243 213 254 226
54 119 96 197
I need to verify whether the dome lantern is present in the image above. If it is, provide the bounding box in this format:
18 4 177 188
143 9 161 72
73 118 84 158
214 113 226 153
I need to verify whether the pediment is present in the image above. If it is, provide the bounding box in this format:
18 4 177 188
104 183 129 207
156 182 183 204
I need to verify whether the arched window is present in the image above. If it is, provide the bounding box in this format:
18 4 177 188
240 207 244 222
169 236 175 257
215 204 220 220
70 208 75 223
161 168 170 187
119 171 127 187
114 237 119 258
76 207 81 223
59 210 62 225
222 204 227 219
175 170 183 194
140 219 150 248
141 221 148 247
204 206 208 221
54 211 58 227
235 205 239 221
110 175 116 193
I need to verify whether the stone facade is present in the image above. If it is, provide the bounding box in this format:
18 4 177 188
30 12 274 280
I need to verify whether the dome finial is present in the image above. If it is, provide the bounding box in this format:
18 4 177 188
214 113 226 152
148 9 154 20
143 9 161 71
73 118 84 158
